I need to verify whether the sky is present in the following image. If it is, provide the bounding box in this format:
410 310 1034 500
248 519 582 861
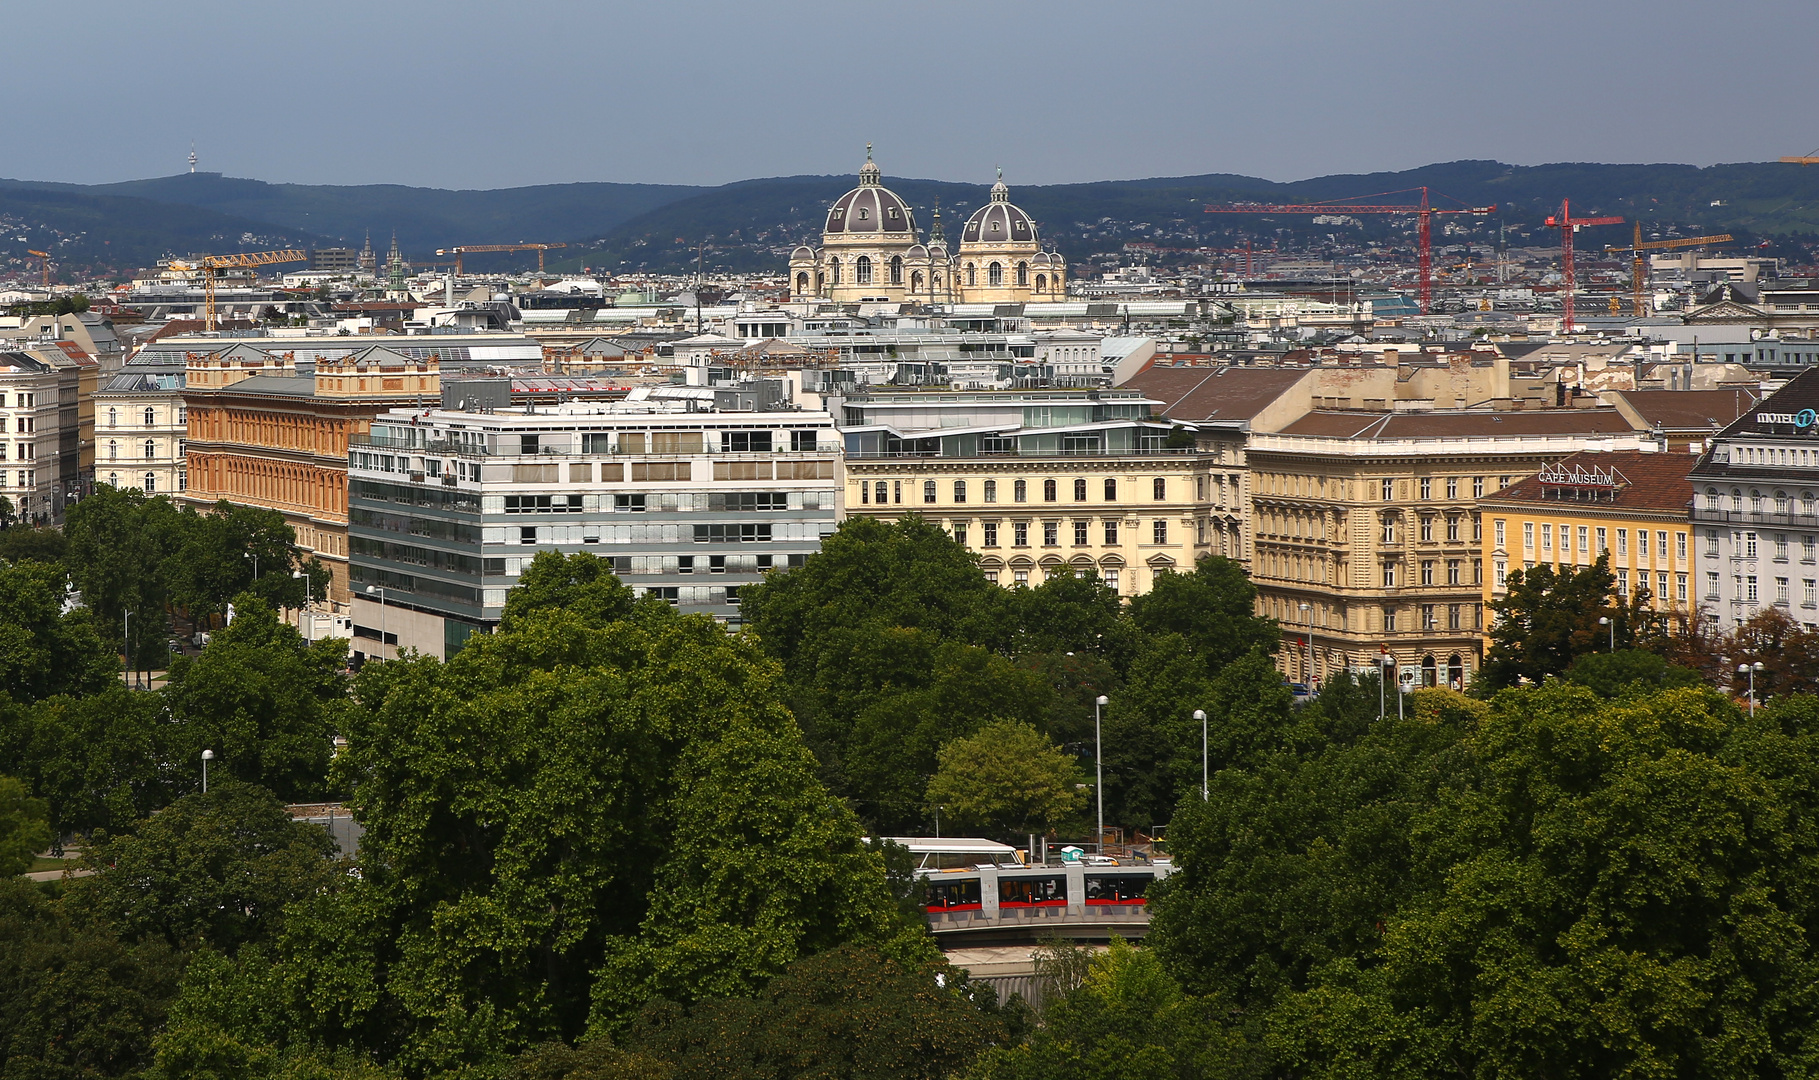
9 0 1819 191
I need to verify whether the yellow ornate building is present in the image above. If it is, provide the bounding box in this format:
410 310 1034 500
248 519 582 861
183 345 440 605
789 149 1065 305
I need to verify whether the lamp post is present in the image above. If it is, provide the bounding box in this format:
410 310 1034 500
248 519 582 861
201 749 214 793
1194 708 1207 801
122 609 131 689
1378 654 1393 720
244 550 258 587
1738 660 1765 717
1299 602 1312 684
294 570 312 638
366 585 386 659
1094 694 1108 856
1599 615 1614 650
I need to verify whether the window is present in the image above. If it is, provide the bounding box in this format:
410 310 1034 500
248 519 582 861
143 472 156 493
141 407 156 427
1807 579 1817 607
107 440 117 461
1383 562 1398 588
1707 529 1721 556
1637 531 1650 558
983 522 999 546
1152 477 1166 500
1523 522 1534 550
1495 559 1507 587
721 430 773 453
1422 605 1436 630
1541 524 1552 551
1104 520 1119 545
1617 529 1628 556
1577 527 1589 554
873 481 888 505
1419 516 1433 542
1381 515 1398 544
1042 521 1059 546
1746 532 1759 558
923 480 937 504
1494 519 1506 548
1747 575 1759 602
1014 480 1028 502
1381 478 1394 500
144 440 156 460
1044 479 1057 502
988 261 1003 286
107 407 117 428
1618 570 1629 596
1103 569 1120 592
1016 261 1028 286
1807 536 1817 562
1448 516 1461 542
1447 559 1461 585
951 524 967 546
1013 522 1029 546
890 255 903 285
859 482 869 504
953 480 967 503
1152 519 1168 544
1675 532 1686 560
1383 606 1398 632
984 480 998 503
1421 560 1434 585
1074 478 1087 500
1420 478 1432 500
1448 604 1462 630
1706 571 1720 598
855 256 872 285
790 430 819 451
1776 534 1791 560
1778 577 1791 604
1014 568 1028 584
693 523 773 543
1073 520 1088 545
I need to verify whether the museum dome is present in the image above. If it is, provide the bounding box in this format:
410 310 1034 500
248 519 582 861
824 145 916 236
961 170 1038 248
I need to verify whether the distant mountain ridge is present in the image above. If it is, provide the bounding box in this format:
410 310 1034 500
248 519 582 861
2 160 1816 279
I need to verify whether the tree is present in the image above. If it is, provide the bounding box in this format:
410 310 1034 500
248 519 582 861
71 782 338 953
0 525 66 564
63 485 190 667
624 945 1008 1080
925 720 1086 838
501 550 637 631
1480 554 1654 689
1 685 172 836
161 596 348 802
205 603 924 1076
0 558 116 703
1127 556 1277 676
0 777 49 877
1565 648 1703 698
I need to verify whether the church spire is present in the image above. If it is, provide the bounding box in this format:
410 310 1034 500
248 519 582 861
929 196 945 245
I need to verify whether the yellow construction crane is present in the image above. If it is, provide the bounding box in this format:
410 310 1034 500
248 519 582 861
25 250 51 286
1781 148 1819 165
167 249 307 331
1604 224 1733 316
434 243 566 275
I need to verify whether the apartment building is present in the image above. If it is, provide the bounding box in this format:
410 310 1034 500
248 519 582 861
838 388 1209 595
0 350 78 522
346 385 839 660
1245 409 1645 689
1687 367 1819 632
183 344 441 605
1480 450 1695 628
94 373 187 496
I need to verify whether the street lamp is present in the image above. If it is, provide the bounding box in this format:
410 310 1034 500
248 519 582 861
365 585 386 659
294 569 312 638
1094 694 1109 856
1299 602 1312 685
1738 661 1765 717
244 550 258 584
122 609 132 689
1194 709 1207 801
1599 615 1614 650
201 749 214 793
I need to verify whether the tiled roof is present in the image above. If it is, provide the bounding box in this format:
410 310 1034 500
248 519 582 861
1612 388 1757 431
1119 365 1308 423
1277 408 1636 439
1713 366 1819 441
1480 449 1695 513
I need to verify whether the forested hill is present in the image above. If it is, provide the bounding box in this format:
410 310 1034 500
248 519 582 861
6 159 1819 278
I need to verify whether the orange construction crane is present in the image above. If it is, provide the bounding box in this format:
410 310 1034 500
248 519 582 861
1543 199 1623 334
434 243 567 274
167 249 307 331
1205 187 1496 314
25 250 51 286
1604 223 1733 316
1781 147 1819 165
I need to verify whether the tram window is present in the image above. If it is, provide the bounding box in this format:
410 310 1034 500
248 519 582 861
1084 874 1153 905
998 875 1068 907
924 878 983 911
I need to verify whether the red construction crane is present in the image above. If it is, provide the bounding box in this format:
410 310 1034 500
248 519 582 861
1204 187 1496 314
1543 199 1623 334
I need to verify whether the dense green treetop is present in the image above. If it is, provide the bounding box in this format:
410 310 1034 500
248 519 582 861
925 720 1086 839
499 550 638 632
0 776 50 878
0 557 115 703
1128 557 1278 675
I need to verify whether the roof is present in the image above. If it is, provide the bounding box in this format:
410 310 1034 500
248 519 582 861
1277 408 1637 439
1609 388 1757 431
960 176 1038 248
1480 449 1695 513
1120 365 1308 423
1712 366 1819 441
825 155 915 236
217 374 315 398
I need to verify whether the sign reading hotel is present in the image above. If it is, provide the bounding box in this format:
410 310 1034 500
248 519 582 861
1757 409 1817 428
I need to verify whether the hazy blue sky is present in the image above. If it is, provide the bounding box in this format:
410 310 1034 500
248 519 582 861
11 0 1817 189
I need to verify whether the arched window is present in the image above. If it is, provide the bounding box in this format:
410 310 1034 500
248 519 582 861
1751 488 1763 512
966 263 977 286
1104 478 1117 500
107 407 117 428
143 473 156 493
922 479 936 503
1043 479 1057 501
815 273 825 293
989 262 1004 286
796 272 809 294
1777 490 1791 513
1016 261 1029 286
984 480 998 502
1035 273 1047 293
953 480 967 503
107 440 117 461
932 273 942 290
143 407 155 426
1074 478 1087 500
856 256 873 285
1706 486 1719 509
107 472 118 488
1014 479 1028 502
144 440 156 460
829 257 841 284
1153 477 1167 500
911 270 924 292
889 256 903 285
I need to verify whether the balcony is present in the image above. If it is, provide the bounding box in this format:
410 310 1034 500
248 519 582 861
1696 508 1819 529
